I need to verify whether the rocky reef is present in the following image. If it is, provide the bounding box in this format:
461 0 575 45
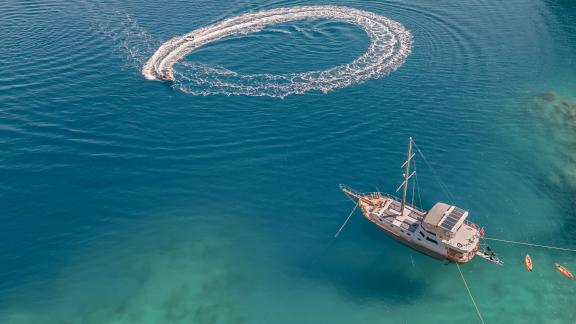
527 90 576 191
1 232 248 324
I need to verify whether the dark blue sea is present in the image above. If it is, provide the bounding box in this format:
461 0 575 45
1 0 575 323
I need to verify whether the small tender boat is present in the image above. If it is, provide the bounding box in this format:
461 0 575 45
555 263 574 279
524 254 533 272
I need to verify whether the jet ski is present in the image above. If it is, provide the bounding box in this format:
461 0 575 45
158 69 175 81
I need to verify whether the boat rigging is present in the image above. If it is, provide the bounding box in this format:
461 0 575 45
339 137 503 265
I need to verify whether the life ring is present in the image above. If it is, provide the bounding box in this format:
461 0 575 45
457 243 463 248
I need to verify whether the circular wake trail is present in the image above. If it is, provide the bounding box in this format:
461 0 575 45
142 6 413 97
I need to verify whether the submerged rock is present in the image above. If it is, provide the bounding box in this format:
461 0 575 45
527 90 576 191
0 230 249 324
538 90 557 102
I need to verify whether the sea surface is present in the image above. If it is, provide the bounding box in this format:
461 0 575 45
1 0 575 323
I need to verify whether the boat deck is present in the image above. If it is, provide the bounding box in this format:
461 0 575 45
368 196 426 233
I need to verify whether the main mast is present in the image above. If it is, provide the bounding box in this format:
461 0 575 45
400 137 414 215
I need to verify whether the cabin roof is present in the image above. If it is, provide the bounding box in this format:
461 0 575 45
425 202 470 234
439 206 468 231
424 202 451 227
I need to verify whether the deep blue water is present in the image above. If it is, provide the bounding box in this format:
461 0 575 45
1 0 575 323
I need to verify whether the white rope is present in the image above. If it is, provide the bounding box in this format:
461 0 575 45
413 158 423 209
344 191 358 205
411 167 416 207
456 263 486 324
412 140 456 204
335 203 358 238
484 237 576 252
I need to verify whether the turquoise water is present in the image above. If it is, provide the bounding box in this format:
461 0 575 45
1 0 575 323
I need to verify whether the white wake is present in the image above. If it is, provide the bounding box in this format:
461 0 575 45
142 5 413 97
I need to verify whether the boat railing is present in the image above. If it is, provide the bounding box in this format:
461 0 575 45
339 184 364 196
339 184 427 214
464 220 478 228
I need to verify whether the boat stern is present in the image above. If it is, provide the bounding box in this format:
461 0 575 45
446 223 481 263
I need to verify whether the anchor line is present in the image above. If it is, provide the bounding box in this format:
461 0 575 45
484 237 576 252
334 203 358 238
456 263 486 324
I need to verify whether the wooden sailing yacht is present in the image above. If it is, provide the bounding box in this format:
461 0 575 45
340 137 502 265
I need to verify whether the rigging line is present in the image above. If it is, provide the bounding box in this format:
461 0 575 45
456 263 486 324
411 167 416 207
414 158 423 209
412 140 456 204
335 203 358 238
484 237 576 252
413 140 455 203
344 193 358 205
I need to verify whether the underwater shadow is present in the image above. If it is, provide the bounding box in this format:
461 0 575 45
294 232 430 304
308 263 426 304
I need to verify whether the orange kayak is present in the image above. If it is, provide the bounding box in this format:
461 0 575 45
555 263 574 279
524 254 533 272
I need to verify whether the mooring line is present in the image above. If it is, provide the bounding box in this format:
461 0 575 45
456 263 486 324
334 203 358 238
484 237 576 252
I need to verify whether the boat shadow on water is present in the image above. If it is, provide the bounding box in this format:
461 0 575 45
296 242 428 303
302 263 426 303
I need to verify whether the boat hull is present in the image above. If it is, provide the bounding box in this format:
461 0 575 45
355 196 479 264
555 263 574 279
386 228 448 261
525 254 533 272
341 185 480 264
359 205 449 262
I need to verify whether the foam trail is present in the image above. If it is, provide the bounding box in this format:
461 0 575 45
143 6 413 98
95 12 159 69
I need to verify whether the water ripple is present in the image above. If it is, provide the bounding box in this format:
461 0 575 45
143 6 413 98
